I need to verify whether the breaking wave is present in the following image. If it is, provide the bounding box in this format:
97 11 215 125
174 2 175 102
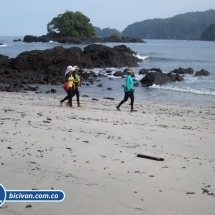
0 44 8 47
150 84 215 96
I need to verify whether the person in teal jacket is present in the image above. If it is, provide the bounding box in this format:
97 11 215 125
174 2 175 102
116 68 137 112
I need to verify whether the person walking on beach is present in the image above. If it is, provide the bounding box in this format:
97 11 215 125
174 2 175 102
65 66 83 107
116 68 137 112
72 66 83 107
60 66 75 108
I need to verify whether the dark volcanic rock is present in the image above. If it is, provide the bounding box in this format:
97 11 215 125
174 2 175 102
171 67 194 75
0 43 142 92
195 69 210 76
13 39 22 42
113 68 136 77
6 44 140 72
140 71 184 87
167 72 184 82
23 35 50 43
51 89 57 93
139 68 162 75
12 46 83 71
0 54 11 68
23 35 145 44
83 44 141 68
113 71 123 76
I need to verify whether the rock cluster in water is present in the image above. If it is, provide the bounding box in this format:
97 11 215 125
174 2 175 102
0 44 142 92
0 42 210 92
139 67 210 87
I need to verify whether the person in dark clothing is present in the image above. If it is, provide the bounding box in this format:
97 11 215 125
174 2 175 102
60 66 75 107
116 68 137 112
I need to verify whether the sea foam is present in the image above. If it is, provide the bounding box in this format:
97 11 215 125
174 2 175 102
0 44 8 47
150 84 215 96
133 54 149 61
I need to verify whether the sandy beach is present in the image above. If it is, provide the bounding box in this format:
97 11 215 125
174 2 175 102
0 91 215 215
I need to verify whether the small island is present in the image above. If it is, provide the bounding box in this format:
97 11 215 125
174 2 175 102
23 10 145 44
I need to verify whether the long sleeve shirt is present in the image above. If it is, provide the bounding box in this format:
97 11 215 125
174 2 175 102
124 75 133 92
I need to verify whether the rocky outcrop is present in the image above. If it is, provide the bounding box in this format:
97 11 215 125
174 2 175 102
82 44 141 68
23 35 145 44
195 69 210 76
170 67 194 75
13 39 22 42
9 44 141 71
0 44 142 92
0 54 11 68
140 71 184 87
113 68 135 77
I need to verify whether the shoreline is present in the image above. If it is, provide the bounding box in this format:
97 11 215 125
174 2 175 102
22 81 215 107
0 92 215 214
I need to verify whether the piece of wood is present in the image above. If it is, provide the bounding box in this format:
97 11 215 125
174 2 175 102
137 154 164 161
103 97 115 100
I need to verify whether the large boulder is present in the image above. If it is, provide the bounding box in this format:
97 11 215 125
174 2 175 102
170 67 194 75
113 71 123 76
195 69 210 76
140 71 184 87
23 35 51 43
12 46 83 71
139 68 162 75
83 44 141 68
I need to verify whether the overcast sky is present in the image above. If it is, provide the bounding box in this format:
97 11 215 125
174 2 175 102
1 0 215 36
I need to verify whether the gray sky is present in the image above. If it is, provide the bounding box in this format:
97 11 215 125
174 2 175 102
1 0 215 36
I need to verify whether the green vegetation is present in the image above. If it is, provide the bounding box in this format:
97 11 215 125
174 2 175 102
111 32 121 38
200 24 215 40
122 9 215 40
94 27 121 38
47 11 95 37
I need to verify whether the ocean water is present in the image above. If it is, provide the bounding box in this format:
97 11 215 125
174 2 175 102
0 36 215 105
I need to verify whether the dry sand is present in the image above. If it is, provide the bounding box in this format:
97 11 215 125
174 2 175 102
0 91 215 215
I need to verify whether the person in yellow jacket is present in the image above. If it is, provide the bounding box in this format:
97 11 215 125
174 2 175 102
72 66 82 107
60 66 75 108
66 65 83 107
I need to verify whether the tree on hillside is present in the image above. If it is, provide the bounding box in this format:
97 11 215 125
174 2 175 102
111 32 121 38
47 11 95 37
200 24 215 40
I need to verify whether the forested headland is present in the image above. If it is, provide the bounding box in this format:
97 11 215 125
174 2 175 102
121 9 215 40
200 23 215 41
